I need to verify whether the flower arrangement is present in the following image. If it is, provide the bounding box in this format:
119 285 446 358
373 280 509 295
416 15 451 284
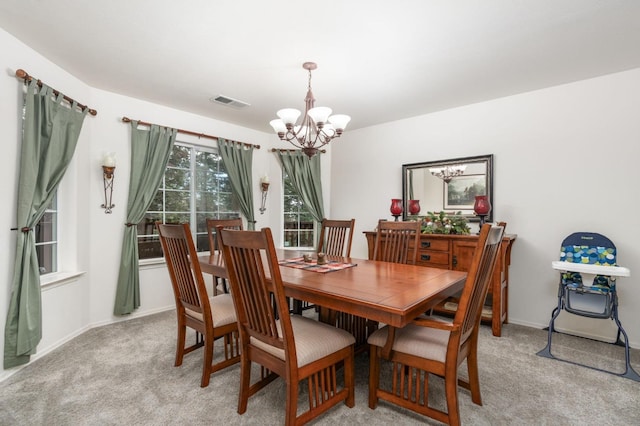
420 211 470 235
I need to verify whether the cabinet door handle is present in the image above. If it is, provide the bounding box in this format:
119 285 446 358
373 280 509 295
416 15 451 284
452 255 457 267
421 254 431 261
421 241 431 248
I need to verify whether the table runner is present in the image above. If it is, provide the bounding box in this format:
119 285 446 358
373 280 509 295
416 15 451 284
278 257 357 273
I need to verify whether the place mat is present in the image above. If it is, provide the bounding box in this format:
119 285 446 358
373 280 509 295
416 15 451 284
278 257 357 273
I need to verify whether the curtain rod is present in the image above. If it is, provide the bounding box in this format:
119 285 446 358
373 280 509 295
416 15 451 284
271 148 326 154
15 69 98 116
121 117 260 149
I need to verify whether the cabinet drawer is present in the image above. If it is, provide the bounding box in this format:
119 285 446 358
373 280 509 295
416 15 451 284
419 238 449 251
417 250 450 267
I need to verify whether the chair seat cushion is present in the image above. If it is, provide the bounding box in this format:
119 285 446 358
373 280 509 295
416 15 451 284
185 293 236 327
368 323 450 363
251 315 355 367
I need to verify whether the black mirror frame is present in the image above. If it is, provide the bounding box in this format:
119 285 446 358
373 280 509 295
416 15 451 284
401 154 494 222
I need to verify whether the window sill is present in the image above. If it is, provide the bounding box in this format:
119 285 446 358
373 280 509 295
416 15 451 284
139 257 167 269
40 271 86 290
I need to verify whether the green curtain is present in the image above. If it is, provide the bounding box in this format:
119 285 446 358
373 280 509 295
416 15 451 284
113 122 176 315
218 139 256 230
4 80 88 368
276 150 325 226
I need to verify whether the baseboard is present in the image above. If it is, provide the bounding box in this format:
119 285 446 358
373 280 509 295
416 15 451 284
89 305 174 328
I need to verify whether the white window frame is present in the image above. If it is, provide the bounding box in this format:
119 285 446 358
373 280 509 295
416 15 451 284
35 193 58 275
139 141 240 261
282 173 317 249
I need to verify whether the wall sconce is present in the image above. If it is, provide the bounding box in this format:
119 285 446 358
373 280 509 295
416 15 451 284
259 175 270 214
101 153 116 214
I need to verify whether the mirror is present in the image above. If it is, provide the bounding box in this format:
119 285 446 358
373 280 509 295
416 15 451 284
402 154 493 222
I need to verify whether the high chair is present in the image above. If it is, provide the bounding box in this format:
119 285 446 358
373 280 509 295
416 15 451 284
537 232 639 381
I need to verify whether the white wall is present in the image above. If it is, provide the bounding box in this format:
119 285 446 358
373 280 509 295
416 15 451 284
330 68 640 345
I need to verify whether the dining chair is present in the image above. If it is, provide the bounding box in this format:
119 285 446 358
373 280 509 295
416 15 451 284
206 217 243 295
157 222 240 388
317 218 355 257
294 218 356 315
367 223 505 425
373 219 421 265
218 226 356 426
315 218 372 349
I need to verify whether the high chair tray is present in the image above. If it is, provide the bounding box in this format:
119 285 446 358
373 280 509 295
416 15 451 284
552 261 630 277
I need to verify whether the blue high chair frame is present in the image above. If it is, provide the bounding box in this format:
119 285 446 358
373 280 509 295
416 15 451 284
536 232 640 381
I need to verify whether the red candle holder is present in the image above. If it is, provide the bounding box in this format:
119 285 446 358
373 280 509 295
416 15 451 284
390 198 403 221
473 195 491 228
408 199 421 215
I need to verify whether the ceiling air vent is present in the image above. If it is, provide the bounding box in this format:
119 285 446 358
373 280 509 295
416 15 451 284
210 95 250 109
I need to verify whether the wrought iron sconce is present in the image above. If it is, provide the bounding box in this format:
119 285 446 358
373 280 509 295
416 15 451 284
101 153 116 214
259 175 270 214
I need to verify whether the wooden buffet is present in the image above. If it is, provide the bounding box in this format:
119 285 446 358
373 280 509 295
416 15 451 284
364 231 516 336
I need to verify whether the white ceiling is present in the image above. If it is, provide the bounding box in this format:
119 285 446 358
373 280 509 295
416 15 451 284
1 0 639 133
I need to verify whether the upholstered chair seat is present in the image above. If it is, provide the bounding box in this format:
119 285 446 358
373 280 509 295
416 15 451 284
251 315 355 367
185 293 236 327
368 322 450 363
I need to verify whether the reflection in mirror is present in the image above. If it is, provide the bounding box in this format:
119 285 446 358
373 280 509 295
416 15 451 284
402 155 493 222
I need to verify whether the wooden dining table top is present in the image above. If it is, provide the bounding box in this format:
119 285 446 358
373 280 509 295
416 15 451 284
199 250 466 329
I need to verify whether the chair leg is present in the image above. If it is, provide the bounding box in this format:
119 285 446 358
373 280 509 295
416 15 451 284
345 348 355 407
285 377 298 426
175 321 186 366
444 370 461 426
466 348 482 405
200 334 214 387
237 355 251 414
368 346 380 409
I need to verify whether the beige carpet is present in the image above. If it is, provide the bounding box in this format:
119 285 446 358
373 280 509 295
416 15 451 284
0 310 638 425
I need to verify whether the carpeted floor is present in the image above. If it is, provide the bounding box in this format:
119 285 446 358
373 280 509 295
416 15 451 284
0 310 638 425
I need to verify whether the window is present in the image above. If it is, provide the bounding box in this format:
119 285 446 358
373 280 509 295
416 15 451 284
283 173 316 248
138 143 240 259
35 193 58 275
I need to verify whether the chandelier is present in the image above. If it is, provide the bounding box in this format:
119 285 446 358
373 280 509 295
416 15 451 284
269 62 351 158
429 165 466 183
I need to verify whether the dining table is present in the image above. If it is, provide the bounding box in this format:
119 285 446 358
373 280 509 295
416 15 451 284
199 249 467 356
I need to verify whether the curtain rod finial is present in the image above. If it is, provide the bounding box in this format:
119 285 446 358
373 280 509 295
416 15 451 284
15 69 28 79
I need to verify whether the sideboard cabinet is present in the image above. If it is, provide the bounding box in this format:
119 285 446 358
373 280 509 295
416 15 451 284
364 231 516 336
